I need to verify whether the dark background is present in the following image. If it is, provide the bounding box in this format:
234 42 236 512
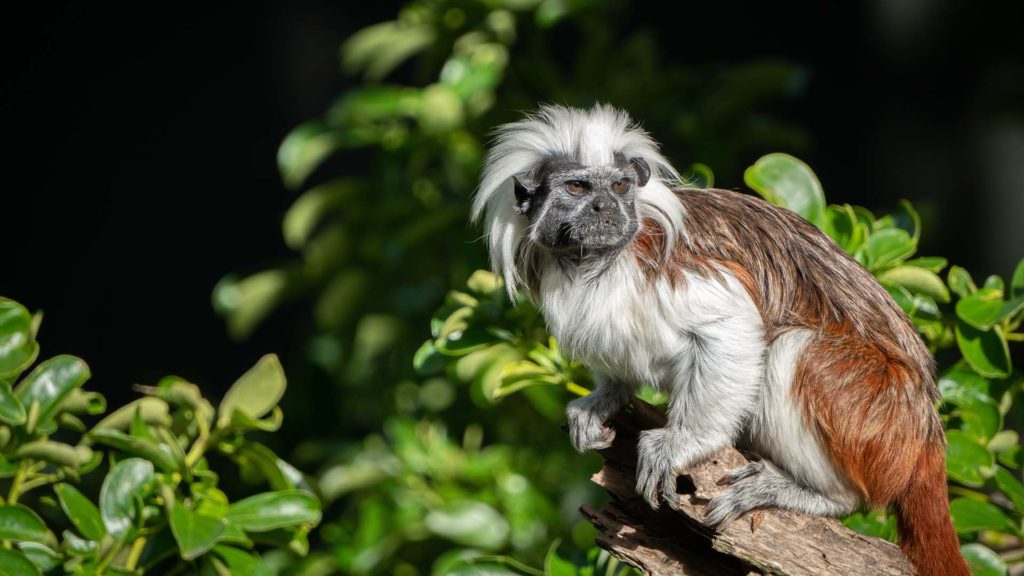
3 1 1022 405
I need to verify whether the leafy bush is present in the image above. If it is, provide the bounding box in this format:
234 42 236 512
423 154 1024 575
0 297 320 575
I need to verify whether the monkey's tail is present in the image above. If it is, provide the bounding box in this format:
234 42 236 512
893 443 970 576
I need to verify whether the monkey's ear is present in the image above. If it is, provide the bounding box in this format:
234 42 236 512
630 157 651 187
513 176 535 216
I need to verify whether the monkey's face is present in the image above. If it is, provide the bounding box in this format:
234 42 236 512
514 155 651 254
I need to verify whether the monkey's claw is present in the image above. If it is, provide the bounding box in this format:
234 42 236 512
716 461 765 486
706 463 768 528
635 429 681 510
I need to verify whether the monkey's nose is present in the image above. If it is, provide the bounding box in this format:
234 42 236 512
592 198 606 212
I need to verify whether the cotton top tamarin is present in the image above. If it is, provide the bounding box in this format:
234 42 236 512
472 104 968 576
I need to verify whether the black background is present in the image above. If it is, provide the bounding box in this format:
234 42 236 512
2 1 1022 406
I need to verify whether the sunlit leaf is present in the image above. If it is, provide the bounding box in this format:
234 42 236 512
864 228 916 270
225 491 321 533
170 502 225 561
955 321 1011 378
218 354 286 429
0 381 25 425
960 543 1008 576
744 153 826 229
100 458 154 542
877 266 950 303
945 431 993 486
948 266 977 299
0 299 38 380
949 497 1012 533
55 483 105 541
0 505 49 543
14 355 90 432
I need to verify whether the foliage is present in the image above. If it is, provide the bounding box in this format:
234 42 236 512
0 296 320 575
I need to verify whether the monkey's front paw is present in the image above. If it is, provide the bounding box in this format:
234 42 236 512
566 400 616 452
635 429 681 510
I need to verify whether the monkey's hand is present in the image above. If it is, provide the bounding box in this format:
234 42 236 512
565 383 627 452
636 428 684 509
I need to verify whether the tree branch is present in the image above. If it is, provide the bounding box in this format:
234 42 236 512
582 398 914 576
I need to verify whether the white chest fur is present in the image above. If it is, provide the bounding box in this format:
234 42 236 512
537 254 764 389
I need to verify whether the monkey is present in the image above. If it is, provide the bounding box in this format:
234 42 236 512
471 104 969 576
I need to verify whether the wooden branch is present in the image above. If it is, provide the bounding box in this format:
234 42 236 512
582 398 914 576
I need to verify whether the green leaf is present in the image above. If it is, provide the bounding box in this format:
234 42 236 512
16 440 93 469
17 543 60 574
955 321 1011 378
413 340 447 375
170 502 226 561
424 500 510 550
91 397 171 431
903 256 948 273
0 299 39 380
100 458 155 542
956 290 1003 330
544 542 576 576
0 549 42 576
894 200 921 243
225 490 321 533
1011 258 1024 299
960 543 1008 576
213 270 293 340
824 204 866 253
212 546 272 576
994 467 1024 513
218 354 286 429
949 497 1012 533
877 266 950 303
948 266 977 299
744 153 826 229
945 431 994 486
0 381 25 425
465 270 503 299
865 228 916 270
0 505 49 543
14 355 90 432
88 429 180 473
938 367 1001 440
55 483 105 541
277 122 342 190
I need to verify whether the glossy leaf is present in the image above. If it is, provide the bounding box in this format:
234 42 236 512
0 299 39 379
955 321 1011 378
0 505 49 543
424 500 510 550
945 431 993 486
948 266 977 299
744 153 826 229
956 292 1002 330
949 497 1012 533
0 549 41 576
170 502 225 561
16 543 59 574
212 546 272 576
877 266 950 303
865 228 916 270
14 355 90 431
960 543 1008 576
225 490 321 533
902 256 948 273
91 397 171 431
89 429 180 473
1011 257 1024 299
55 483 105 541
16 440 93 469
218 354 286 429
0 381 25 425
100 458 155 542
994 467 1024 513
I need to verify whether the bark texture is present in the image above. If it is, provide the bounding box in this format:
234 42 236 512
583 398 914 576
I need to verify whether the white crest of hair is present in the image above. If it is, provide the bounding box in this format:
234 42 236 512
473 103 686 295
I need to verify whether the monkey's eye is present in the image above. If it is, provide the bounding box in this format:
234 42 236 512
611 179 629 194
565 180 588 195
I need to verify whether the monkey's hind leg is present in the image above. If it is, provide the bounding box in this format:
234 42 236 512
704 460 856 528
565 375 630 452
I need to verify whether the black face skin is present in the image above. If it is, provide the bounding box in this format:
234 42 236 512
514 154 651 256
